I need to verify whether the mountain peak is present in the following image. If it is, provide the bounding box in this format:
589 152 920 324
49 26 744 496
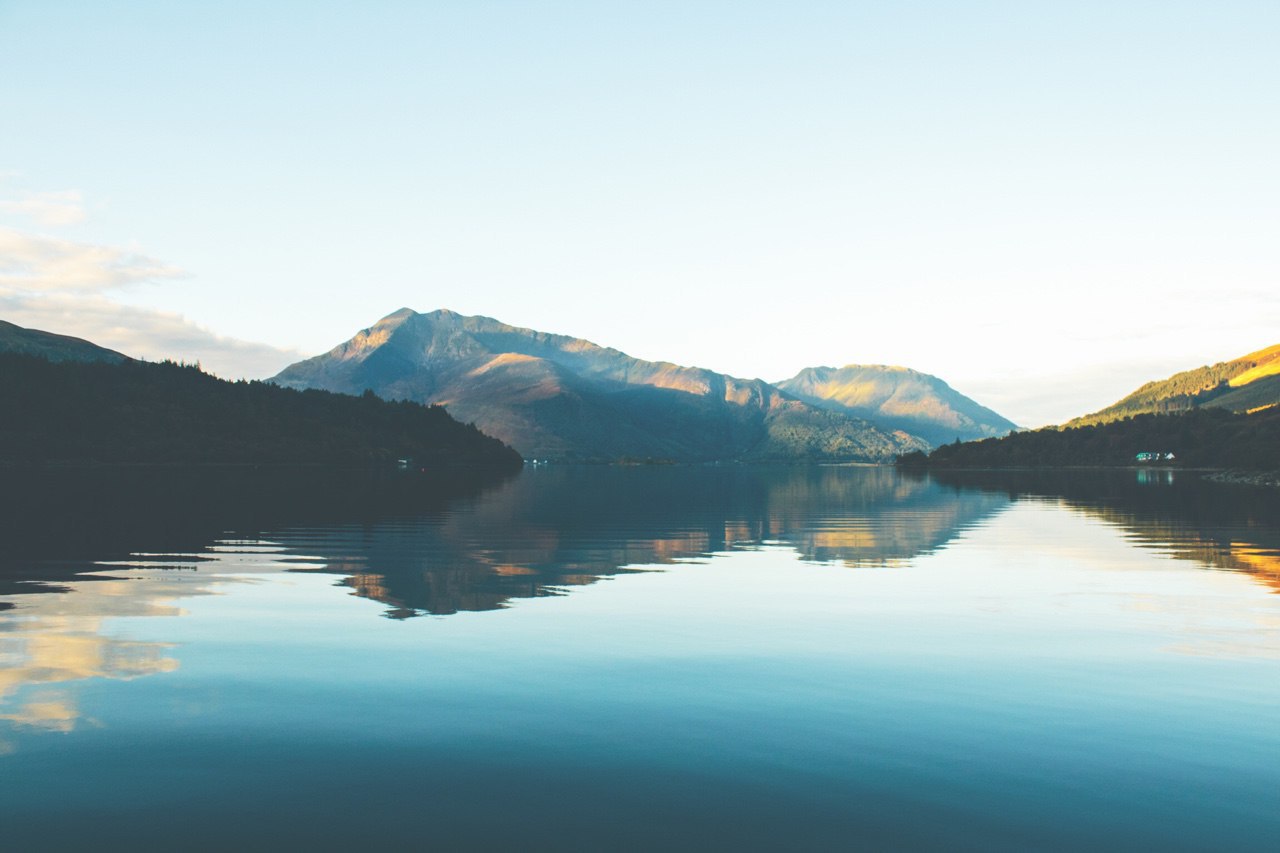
376 307 473 326
777 363 1015 445
839 364 913 373
797 364 923 380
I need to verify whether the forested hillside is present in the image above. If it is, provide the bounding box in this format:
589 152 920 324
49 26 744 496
0 319 127 363
0 353 522 468
899 407 1280 471
1068 344 1280 426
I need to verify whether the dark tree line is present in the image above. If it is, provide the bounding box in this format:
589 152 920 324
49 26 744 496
899 406 1280 471
0 354 523 469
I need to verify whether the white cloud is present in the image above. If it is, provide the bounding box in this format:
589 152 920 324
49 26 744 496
0 190 86 227
0 293 304 379
0 227 185 293
0 198 301 379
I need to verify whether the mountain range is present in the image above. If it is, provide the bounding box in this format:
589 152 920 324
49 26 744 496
5 312 1275 468
1067 343 1280 426
272 308 1015 462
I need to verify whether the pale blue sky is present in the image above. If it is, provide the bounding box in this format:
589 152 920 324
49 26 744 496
2 1 1277 425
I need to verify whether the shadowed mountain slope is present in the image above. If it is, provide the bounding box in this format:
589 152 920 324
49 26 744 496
777 364 1017 445
1068 343 1280 426
0 319 127 364
273 309 931 462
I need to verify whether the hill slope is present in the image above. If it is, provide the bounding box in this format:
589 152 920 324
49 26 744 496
273 309 930 463
0 352 522 469
899 407 1280 472
1068 343 1280 426
0 319 128 363
777 365 1017 445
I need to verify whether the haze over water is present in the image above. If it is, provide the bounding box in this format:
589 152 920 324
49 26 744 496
2 466 1278 850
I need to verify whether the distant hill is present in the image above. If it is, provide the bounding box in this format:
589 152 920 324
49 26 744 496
777 364 1017 446
899 406 1280 472
272 309 930 463
0 352 522 469
1068 343 1280 426
0 319 128 363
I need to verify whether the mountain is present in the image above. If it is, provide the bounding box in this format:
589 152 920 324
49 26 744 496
0 352 522 469
272 309 931 463
1067 343 1280 427
0 319 128 364
776 365 1017 446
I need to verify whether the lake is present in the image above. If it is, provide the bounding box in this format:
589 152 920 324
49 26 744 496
2 465 1278 851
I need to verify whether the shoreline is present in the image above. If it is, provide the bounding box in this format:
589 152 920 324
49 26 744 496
902 463 1280 488
1202 469 1280 488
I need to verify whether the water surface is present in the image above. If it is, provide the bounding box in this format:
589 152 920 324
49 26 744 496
2 466 1278 850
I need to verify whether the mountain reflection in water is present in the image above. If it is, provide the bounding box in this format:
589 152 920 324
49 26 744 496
4 467 1280 619
927 469 1280 595
3 465 1005 618
279 466 1010 617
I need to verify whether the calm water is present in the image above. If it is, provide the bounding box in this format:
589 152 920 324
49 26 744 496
2 466 1279 851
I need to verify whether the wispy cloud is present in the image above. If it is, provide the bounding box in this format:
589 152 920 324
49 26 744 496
0 190 86 227
0 227 185 293
0 184 300 379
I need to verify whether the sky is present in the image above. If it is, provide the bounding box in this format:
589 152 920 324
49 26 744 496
1 0 1277 427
